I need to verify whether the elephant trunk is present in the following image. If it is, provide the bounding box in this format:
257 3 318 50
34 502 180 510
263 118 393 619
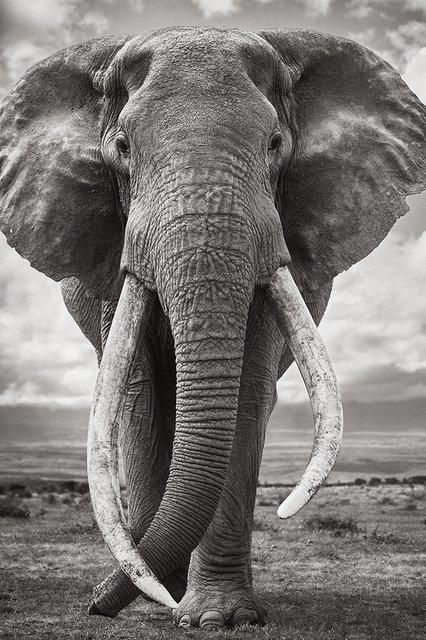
137 276 251 578
88 191 257 606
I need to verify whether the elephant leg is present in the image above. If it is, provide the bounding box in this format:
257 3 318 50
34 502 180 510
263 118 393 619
89 313 189 617
174 291 284 629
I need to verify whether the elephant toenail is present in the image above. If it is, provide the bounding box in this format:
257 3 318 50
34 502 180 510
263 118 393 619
199 611 226 629
178 614 191 628
231 607 260 626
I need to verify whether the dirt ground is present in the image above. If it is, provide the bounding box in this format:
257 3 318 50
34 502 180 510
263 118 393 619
0 482 424 640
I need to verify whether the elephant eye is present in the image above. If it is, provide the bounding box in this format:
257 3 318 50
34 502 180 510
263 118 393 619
269 133 283 152
116 134 130 157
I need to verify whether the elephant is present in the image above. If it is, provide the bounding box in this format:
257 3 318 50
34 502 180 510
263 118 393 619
0 26 424 630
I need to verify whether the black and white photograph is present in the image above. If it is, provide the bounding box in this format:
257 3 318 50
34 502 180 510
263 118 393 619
0 1 424 638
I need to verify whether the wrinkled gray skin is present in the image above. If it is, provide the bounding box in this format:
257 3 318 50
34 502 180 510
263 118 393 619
0 26 424 630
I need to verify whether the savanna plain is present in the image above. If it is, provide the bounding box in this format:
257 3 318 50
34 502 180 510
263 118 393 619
0 406 425 640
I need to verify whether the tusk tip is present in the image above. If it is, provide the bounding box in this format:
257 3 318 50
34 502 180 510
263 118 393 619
139 577 178 609
167 595 179 610
152 584 178 609
277 504 294 519
164 595 179 610
277 485 311 519
150 590 178 609
276 506 290 519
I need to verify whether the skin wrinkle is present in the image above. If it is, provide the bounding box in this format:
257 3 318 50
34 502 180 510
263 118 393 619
130 161 258 241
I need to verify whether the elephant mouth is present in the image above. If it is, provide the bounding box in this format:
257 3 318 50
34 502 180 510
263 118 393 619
86 265 343 609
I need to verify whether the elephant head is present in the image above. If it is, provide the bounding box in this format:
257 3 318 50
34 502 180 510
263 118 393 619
0 28 424 608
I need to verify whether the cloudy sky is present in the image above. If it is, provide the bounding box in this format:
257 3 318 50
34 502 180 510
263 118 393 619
0 0 424 418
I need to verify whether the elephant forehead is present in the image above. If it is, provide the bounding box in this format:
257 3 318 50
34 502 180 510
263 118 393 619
116 27 280 93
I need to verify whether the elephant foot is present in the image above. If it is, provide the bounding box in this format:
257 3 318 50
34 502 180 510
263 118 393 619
173 587 266 629
88 567 187 618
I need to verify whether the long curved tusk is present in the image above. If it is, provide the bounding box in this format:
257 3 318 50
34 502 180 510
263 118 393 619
268 266 343 519
87 272 178 609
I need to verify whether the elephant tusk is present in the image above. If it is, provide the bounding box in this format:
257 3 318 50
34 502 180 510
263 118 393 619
87 273 178 610
268 266 343 519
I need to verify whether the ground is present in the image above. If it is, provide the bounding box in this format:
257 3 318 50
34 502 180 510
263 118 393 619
0 482 424 640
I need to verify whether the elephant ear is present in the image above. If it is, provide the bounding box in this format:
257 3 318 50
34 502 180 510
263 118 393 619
0 36 132 298
259 30 425 291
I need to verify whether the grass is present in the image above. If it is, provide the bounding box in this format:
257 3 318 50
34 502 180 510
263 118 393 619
0 483 425 639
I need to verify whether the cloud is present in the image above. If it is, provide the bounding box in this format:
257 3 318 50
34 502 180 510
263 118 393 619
299 0 331 16
278 224 426 405
0 0 111 92
387 20 426 59
128 0 145 11
0 382 92 407
404 0 426 12
349 19 426 71
3 0 76 31
384 20 426 72
347 0 426 20
79 11 111 35
255 0 332 16
346 4 426 71
191 0 331 19
1 40 53 83
403 46 426 102
0 237 97 407
346 0 374 19
190 0 239 18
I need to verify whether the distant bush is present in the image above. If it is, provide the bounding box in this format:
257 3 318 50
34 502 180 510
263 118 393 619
60 481 78 493
384 477 400 485
42 484 59 493
8 484 32 498
354 478 367 486
304 515 360 537
77 482 89 495
0 496 30 519
369 477 382 486
407 476 426 485
59 480 90 494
